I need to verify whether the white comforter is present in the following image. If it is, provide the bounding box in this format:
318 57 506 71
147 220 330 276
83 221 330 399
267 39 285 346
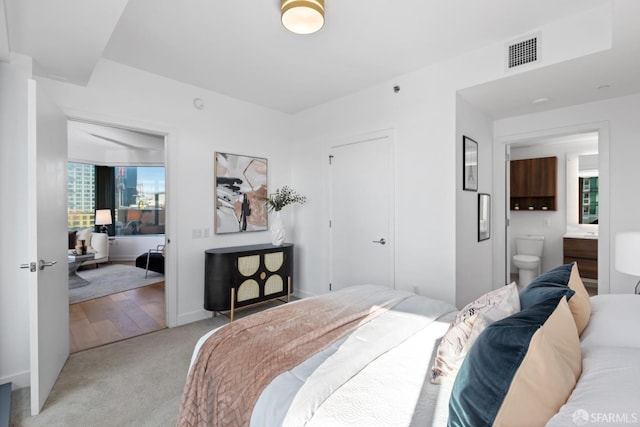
191 290 457 427
547 295 640 426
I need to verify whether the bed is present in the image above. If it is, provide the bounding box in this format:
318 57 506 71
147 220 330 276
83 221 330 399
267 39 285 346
178 264 640 426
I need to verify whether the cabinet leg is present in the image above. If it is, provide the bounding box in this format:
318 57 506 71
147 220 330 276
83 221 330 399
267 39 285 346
287 276 291 303
230 288 235 322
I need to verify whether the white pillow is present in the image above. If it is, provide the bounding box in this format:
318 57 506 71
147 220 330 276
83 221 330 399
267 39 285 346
431 282 520 384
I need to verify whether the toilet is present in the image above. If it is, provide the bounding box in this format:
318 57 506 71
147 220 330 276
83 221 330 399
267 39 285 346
513 235 544 287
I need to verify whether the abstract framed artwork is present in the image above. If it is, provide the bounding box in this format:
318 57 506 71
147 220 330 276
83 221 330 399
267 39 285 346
463 136 478 191
478 193 491 241
215 152 268 234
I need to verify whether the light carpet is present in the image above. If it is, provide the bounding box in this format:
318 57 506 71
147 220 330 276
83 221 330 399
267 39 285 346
69 264 164 304
10 316 227 427
9 301 287 426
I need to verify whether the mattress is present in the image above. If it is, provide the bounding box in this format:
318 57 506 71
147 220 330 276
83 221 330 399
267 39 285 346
188 287 458 427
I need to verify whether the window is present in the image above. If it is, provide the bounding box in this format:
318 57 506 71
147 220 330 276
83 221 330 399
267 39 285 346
67 162 95 230
67 164 165 235
579 176 599 224
114 167 165 236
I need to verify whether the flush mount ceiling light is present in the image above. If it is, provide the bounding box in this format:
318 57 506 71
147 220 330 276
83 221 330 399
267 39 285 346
281 0 325 35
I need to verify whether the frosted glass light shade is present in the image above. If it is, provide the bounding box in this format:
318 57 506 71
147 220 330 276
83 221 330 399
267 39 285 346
281 0 325 35
615 232 640 276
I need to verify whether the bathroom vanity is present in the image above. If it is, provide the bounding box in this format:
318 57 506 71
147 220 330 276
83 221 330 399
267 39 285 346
563 235 598 280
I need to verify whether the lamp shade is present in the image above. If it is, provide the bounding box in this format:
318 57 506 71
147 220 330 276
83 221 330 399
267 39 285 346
615 232 640 276
95 209 113 226
281 0 325 35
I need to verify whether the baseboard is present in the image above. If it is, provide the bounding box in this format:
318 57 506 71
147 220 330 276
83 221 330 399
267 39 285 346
0 371 28 390
107 256 137 262
293 289 315 299
176 309 211 326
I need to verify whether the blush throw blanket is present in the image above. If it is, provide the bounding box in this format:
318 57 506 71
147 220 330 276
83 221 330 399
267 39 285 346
177 285 413 427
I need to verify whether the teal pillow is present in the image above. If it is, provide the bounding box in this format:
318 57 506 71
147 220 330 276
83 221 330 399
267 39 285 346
519 263 574 309
529 263 572 286
448 295 565 427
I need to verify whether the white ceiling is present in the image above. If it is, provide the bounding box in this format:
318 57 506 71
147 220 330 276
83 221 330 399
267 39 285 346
2 0 639 116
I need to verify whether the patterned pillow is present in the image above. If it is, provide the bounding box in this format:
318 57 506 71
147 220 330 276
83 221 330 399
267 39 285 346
430 283 519 384
449 295 582 427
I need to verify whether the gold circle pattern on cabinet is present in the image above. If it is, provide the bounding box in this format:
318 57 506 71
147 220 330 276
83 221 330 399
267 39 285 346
238 255 260 277
237 280 260 302
264 275 284 296
265 252 284 272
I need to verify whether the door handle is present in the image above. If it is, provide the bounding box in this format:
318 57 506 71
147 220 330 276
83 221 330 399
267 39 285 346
39 259 57 270
20 262 37 272
372 238 386 245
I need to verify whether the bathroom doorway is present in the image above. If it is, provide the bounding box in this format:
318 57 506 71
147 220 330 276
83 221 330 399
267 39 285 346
505 131 600 294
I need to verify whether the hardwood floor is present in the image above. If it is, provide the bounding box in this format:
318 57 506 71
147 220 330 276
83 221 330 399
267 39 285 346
69 282 166 353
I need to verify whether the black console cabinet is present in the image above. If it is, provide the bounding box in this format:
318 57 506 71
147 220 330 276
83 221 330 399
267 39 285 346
204 243 293 320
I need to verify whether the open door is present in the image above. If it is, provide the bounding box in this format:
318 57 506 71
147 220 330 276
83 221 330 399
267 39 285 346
24 79 69 415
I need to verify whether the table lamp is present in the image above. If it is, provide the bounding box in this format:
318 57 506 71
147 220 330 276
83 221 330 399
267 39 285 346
615 231 640 294
95 209 112 234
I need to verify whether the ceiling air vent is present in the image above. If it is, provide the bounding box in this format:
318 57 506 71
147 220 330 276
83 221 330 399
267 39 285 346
507 34 539 69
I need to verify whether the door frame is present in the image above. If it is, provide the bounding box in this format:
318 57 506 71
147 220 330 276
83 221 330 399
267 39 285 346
497 121 610 295
328 128 396 290
64 110 178 327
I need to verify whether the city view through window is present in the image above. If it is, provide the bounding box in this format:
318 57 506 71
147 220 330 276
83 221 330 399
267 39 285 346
68 163 165 235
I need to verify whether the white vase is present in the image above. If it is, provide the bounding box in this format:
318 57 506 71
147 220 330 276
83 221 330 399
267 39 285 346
270 211 286 246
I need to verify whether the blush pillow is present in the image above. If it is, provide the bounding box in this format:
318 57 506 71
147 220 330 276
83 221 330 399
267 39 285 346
566 262 592 335
431 283 520 384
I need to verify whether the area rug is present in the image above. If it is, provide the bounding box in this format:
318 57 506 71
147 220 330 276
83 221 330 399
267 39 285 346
69 264 164 304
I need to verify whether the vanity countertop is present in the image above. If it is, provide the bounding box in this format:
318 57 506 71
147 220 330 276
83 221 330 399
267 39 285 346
563 232 598 240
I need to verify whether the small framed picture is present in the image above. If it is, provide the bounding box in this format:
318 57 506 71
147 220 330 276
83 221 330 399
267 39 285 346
478 193 491 241
463 136 478 191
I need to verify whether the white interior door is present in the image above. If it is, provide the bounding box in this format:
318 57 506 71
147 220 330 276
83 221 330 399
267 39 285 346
26 80 69 415
329 131 394 291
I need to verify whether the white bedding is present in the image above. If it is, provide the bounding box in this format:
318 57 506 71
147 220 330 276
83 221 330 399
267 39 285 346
189 291 457 427
547 295 640 426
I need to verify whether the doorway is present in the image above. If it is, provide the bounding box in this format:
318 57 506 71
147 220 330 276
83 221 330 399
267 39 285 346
67 120 168 352
504 130 602 294
329 129 395 291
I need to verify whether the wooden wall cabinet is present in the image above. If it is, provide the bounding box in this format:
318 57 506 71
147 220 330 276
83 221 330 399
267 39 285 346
510 156 557 210
563 238 598 280
204 243 293 320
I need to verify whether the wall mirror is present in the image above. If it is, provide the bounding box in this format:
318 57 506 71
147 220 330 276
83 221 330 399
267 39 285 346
478 193 491 241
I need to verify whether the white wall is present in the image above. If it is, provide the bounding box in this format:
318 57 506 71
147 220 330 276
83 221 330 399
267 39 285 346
38 59 294 327
108 235 165 261
494 93 640 295
288 2 610 307
455 95 494 308
289 68 459 305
